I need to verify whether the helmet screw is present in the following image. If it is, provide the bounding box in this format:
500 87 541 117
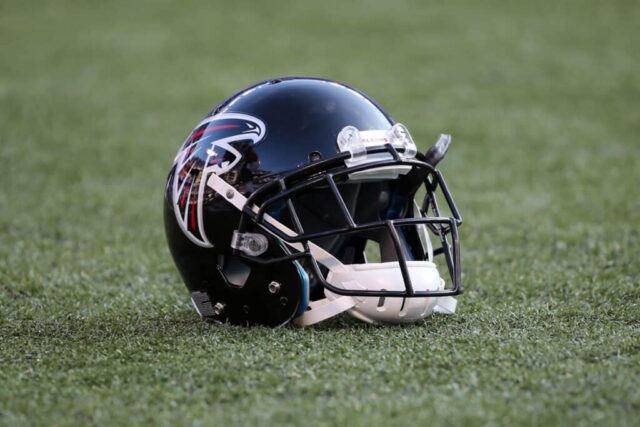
242 305 250 315
226 190 234 199
268 281 281 294
212 302 226 316
249 240 262 253
309 151 322 162
279 296 288 306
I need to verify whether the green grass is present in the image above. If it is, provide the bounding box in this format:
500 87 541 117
1 0 639 425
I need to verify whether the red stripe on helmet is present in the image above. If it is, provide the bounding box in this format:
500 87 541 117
190 124 240 140
190 201 197 230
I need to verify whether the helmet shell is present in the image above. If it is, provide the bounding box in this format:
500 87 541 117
164 77 396 326
210 77 394 178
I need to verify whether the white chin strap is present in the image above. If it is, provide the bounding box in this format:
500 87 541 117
207 173 457 327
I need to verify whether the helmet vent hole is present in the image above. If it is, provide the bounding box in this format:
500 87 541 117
376 290 387 312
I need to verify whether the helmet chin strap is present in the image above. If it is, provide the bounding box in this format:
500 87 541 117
207 173 456 327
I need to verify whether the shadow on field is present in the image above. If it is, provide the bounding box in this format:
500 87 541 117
2 307 456 345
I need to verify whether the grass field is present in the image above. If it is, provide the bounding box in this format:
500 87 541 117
1 0 639 425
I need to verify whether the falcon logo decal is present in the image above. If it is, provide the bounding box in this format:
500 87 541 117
170 113 266 247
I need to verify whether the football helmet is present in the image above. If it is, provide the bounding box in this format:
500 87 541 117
164 77 463 327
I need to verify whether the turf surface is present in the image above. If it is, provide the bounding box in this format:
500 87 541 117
1 0 639 425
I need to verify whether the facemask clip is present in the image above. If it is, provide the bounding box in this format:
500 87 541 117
337 126 367 161
231 231 269 256
388 123 417 158
424 134 452 166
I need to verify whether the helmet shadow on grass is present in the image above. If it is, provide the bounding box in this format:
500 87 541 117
3 308 455 347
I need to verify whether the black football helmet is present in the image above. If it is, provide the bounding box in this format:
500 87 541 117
164 77 463 327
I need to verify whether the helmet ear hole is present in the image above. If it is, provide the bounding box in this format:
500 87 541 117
222 256 251 288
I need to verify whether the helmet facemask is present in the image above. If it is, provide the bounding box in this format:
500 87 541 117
209 127 462 326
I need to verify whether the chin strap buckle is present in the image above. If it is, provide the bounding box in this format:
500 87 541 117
231 231 269 256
